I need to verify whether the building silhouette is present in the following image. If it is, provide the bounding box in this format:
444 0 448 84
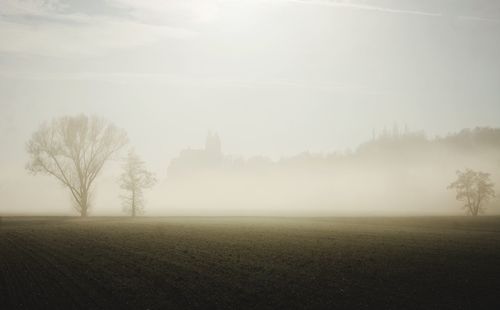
167 132 223 178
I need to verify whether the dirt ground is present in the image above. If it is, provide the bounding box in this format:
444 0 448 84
1 216 500 309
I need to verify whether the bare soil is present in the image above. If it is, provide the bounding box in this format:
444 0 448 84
1 216 500 309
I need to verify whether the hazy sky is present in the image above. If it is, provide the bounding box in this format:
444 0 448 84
1 1 500 215
2 0 500 163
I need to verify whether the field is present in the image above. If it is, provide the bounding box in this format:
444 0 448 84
1 216 500 309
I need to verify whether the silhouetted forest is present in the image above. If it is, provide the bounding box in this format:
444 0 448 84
169 127 500 176
164 127 500 215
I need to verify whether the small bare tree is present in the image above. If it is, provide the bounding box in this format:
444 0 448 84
26 115 128 216
119 150 156 217
448 169 495 216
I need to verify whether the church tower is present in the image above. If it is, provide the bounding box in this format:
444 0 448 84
205 132 222 157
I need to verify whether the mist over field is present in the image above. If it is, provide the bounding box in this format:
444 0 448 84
2 126 500 216
1 0 500 217
162 128 500 216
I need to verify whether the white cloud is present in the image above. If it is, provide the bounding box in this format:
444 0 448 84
0 0 66 16
0 70 390 96
107 0 222 24
1 0 497 58
282 0 442 17
279 0 500 23
458 15 500 24
0 17 196 57
0 0 197 57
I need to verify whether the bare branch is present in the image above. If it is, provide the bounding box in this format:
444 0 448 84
26 114 128 216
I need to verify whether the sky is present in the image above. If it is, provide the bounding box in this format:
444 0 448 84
1 0 500 214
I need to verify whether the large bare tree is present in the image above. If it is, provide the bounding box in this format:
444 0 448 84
448 169 495 216
26 115 128 216
119 149 156 217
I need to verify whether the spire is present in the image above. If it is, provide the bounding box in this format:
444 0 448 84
205 131 222 156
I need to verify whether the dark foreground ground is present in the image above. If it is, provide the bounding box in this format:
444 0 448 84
1 216 500 309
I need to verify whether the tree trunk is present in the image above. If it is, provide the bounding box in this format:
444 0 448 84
131 190 136 217
80 191 89 217
472 204 479 216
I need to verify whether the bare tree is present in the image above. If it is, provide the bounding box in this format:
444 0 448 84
26 115 128 216
119 150 156 217
448 169 495 216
